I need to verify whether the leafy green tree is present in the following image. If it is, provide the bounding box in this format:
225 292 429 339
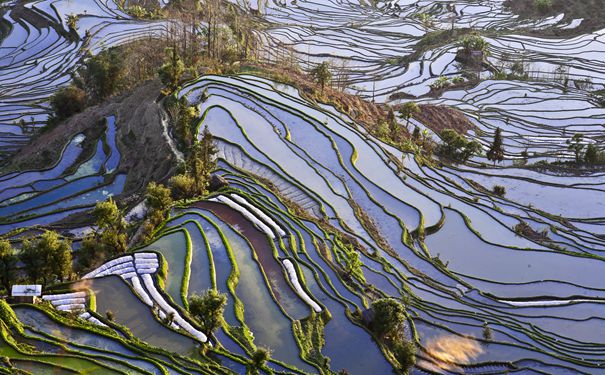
249 347 271 375
249 347 271 374
0 240 16 292
585 143 598 164
459 33 490 55
169 173 196 200
343 248 364 283
370 298 407 340
76 48 126 104
311 62 332 95
486 127 505 164
158 47 185 92
416 13 433 31
86 198 128 257
567 133 585 163
49 85 86 122
166 96 199 148
188 289 227 336
398 102 420 132
145 182 173 216
438 128 482 163
66 14 79 31
185 126 218 196
584 143 605 165
393 339 416 373
20 231 72 284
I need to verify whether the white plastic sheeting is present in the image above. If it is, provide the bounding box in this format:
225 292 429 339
130 276 154 306
282 259 322 313
141 273 208 343
210 195 276 239
230 193 287 237
83 255 133 279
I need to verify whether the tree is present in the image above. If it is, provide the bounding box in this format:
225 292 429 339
49 85 86 122
166 96 199 148
393 339 416 372
249 347 271 375
459 34 490 56
158 47 185 92
567 133 585 163
0 240 16 292
145 182 173 216
370 298 407 340
486 127 505 164
169 173 196 200
92 198 127 254
437 128 482 163
585 143 598 164
185 126 218 196
20 231 72 284
66 14 79 31
584 143 605 165
343 248 364 283
398 102 420 132
416 13 433 31
311 62 332 95
188 289 227 336
482 322 493 341
76 48 126 104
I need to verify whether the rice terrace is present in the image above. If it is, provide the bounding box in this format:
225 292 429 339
1 0 605 373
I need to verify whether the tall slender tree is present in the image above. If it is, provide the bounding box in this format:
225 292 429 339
311 62 332 95
0 240 16 292
398 102 420 132
486 127 505 164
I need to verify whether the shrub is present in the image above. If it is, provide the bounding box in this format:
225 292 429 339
49 85 86 122
169 174 196 200
534 0 552 11
437 128 482 163
492 185 506 197
370 298 407 340
249 347 271 374
584 143 605 165
188 289 227 336
459 34 490 54
393 339 416 371
75 47 126 104
482 322 493 341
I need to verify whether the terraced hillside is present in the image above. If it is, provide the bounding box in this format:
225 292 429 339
1 0 605 374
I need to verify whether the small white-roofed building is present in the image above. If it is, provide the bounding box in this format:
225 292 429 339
11 285 42 304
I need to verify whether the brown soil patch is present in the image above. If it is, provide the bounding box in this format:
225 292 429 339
413 104 477 135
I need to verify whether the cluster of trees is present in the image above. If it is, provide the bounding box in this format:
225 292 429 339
437 128 482 163
137 127 217 243
188 288 271 373
77 198 128 271
169 126 218 199
368 298 416 372
0 231 74 292
188 289 226 337
311 62 332 95
567 133 605 165
50 0 265 127
164 96 199 148
49 47 128 125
